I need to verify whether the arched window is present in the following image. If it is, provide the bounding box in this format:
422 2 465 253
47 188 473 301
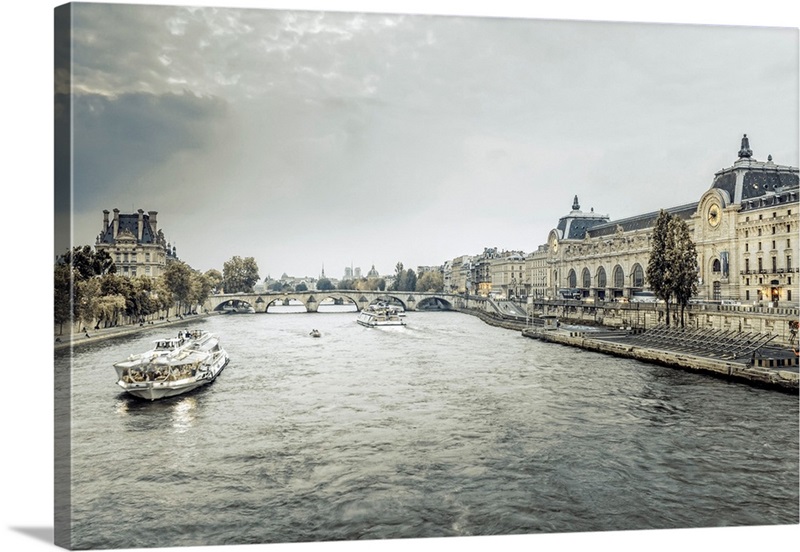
712 259 721 273
597 267 607 288
568 269 577 288
613 265 624 288
581 268 591 289
632 264 644 288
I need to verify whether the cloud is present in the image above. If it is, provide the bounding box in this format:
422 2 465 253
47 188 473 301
72 91 229 215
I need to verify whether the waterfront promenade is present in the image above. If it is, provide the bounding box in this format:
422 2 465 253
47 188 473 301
54 312 216 350
520 325 799 393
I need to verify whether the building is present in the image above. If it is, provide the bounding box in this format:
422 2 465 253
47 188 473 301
489 252 527 300
95 208 177 278
540 135 799 306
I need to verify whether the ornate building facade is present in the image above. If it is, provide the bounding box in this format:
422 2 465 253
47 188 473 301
95 208 178 278
541 136 799 307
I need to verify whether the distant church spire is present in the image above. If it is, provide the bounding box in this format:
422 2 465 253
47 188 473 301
572 195 580 211
738 133 753 159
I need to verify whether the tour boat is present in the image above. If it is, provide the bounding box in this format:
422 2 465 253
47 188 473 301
113 329 230 401
356 302 407 328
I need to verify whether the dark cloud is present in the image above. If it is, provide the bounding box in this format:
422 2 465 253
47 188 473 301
72 91 228 212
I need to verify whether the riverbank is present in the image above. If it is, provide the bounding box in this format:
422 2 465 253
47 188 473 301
456 307 798 393
521 326 799 393
54 312 218 351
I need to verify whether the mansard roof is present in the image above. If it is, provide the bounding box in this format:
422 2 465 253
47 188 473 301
711 135 799 203
98 212 157 245
587 202 697 238
555 196 610 240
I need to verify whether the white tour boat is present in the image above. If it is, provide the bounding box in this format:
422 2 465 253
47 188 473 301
113 329 230 400
356 302 407 328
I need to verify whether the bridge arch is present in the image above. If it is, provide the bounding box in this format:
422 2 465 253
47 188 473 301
214 298 255 313
417 296 454 310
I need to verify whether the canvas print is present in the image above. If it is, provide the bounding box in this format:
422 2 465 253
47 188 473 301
54 2 799 550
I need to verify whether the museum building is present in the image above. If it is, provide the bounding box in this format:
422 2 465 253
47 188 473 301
95 208 178 278
540 135 799 306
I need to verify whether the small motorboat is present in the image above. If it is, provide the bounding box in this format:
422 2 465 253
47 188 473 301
309 329 321 338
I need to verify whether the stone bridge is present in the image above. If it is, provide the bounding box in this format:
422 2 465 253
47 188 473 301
204 290 461 314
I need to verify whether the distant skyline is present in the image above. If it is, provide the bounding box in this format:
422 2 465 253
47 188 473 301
58 1 798 283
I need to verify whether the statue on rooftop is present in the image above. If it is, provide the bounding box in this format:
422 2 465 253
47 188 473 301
738 134 753 159
572 195 580 211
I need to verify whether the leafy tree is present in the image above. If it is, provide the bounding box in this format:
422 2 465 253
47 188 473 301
163 261 194 315
222 256 260 293
416 271 443 292
54 263 73 334
130 275 159 321
338 279 355 290
670 216 699 328
647 210 674 326
59 245 115 280
295 282 308 292
646 210 698 327
404 268 417 292
269 281 284 292
316 278 334 291
188 270 215 311
391 262 405 291
204 269 223 293
75 278 101 331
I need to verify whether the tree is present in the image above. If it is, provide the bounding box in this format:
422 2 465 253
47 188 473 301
222 256 260 293
338 279 355 290
269 281 284 292
416 271 444 292
204 269 223 293
647 211 674 326
59 245 116 280
295 282 308 292
188 270 215 311
404 268 417 292
670 216 699 328
163 261 194 315
316 278 334 291
54 263 73 335
646 210 698 327
391 262 405 291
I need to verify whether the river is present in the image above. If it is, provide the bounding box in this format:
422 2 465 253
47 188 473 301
55 310 799 549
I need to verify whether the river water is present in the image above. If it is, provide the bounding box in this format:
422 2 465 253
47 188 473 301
56 310 799 549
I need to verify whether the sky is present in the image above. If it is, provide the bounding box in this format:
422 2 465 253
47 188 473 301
55 0 799 282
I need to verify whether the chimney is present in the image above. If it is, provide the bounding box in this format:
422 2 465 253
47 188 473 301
112 208 120 238
137 209 144 241
148 210 158 236
103 210 109 233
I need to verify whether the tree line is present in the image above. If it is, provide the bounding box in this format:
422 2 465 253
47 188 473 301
54 247 261 334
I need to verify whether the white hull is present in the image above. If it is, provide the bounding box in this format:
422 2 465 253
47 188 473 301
118 356 229 400
114 330 230 401
356 302 407 328
356 318 406 328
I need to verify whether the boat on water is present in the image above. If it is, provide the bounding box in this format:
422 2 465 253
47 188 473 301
357 302 407 328
113 329 230 401
310 329 321 338
221 304 255 314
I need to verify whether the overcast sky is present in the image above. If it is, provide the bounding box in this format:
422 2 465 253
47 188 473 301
59 1 798 282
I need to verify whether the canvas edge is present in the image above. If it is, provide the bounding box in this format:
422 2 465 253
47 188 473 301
54 2 74 550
